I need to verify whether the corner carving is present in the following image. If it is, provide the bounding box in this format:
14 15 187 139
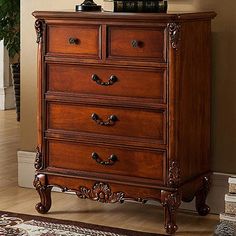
168 23 181 49
35 19 45 44
76 182 125 203
33 174 45 190
35 146 43 170
168 161 180 188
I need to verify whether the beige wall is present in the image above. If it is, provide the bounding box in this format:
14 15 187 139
21 0 236 174
20 0 81 151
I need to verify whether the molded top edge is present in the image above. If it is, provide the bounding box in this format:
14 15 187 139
32 11 217 21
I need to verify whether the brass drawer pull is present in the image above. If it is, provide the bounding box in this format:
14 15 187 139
68 37 79 45
92 152 118 166
92 74 117 86
91 113 118 126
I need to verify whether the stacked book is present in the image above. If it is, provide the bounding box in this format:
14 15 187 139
215 177 236 235
103 0 167 13
220 177 236 222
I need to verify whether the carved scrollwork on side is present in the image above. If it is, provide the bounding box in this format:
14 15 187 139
168 23 181 49
168 160 180 188
76 182 125 203
35 146 43 170
35 19 45 44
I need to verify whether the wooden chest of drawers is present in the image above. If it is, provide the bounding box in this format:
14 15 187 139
33 11 216 234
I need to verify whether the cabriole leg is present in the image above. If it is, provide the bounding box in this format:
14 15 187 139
33 174 52 214
195 176 210 216
161 190 181 234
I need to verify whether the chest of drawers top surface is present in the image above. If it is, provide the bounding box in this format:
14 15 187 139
32 11 216 20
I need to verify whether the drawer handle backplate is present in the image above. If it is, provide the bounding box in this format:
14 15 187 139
92 152 118 166
68 37 79 45
91 113 118 126
92 74 117 86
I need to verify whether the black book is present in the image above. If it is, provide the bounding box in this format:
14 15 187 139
113 0 167 13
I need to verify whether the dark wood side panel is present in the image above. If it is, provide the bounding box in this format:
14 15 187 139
47 63 167 103
175 21 212 183
47 139 166 182
47 102 167 142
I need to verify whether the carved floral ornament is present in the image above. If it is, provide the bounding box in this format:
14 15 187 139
76 182 125 203
76 182 150 204
35 146 43 170
35 19 45 44
168 161 180 188
168 23 181 49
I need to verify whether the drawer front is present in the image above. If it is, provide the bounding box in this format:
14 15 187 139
47 103 166 142
47 140 165 181
47 25 101 58
107 26 166 62
47 64 166 103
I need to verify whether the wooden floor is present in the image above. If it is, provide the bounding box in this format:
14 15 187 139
0 110 219 235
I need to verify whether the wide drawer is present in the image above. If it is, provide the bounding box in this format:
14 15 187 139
47 102 166 143
47 63 166 103
107 26 166 62
47 139 166 181
47 24 101 58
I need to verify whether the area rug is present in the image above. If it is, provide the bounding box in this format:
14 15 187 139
0 211 163 236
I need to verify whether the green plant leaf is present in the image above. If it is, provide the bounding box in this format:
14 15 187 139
0 0 20 58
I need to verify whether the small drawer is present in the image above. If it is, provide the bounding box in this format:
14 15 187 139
107 26 166 62
47 103 166 143
47 25 101 58
47 139 166 182
47 63 166 103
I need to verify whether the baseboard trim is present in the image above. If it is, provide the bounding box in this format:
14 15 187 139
180 172 229 214
17 151 36 188
0 87 6 110
0 86 15 110
17 150 231 214
5 86 15 109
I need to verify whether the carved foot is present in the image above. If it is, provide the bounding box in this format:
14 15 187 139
195 176 210 216
196 203 210 216
35 201 51 214
166 223 178 235
161 190 181 235
33 174 52 214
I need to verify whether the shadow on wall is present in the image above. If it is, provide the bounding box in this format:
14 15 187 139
211 30 236 174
